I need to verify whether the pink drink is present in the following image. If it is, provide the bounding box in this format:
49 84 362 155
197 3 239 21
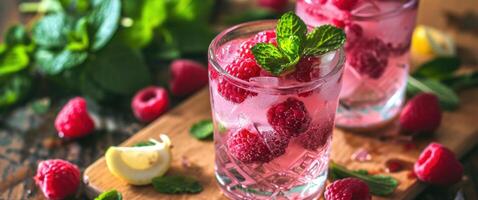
297 0 418 128
208 21 345 199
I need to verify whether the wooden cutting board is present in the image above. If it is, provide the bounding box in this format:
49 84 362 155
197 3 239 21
83 88 478 200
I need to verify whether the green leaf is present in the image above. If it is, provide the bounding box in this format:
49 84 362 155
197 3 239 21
190 119 213 140
442 71 478 90
88 0 121 51
251 43 290 75
303 25 346 55
172 0 214 23
0 74 32 109
152 175 203 194
30 98 51 114
163 22 215 55
329 162 398 196
95 189 122 200
407 76 460 110
32 13 72 48
0 46 30 76
35 49 88 75
276 12 307 42
5 25 30 46
413 56 461 80
67 18 90 51
60 0 90 13
277 35 302 61
84 39 151 95
132 141 155 147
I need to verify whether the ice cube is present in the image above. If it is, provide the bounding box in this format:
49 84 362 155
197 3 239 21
352 0 381 16
249 76 281 87
320 51 336 65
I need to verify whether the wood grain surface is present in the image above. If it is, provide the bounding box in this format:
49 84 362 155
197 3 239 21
83 87 478 200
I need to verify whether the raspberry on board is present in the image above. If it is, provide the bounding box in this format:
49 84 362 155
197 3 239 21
54 97 95 139
324 178 372 200
267 98 311 137
414 143 463 186
131 86 169 122
34 159 81 200
399 93 442 134
169 59 208 96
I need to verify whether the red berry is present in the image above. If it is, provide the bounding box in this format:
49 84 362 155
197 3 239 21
325 178 372 200
227 129 272 163
347 37 389 79
399 93 442 134
414 143 463 186
34 159 81 200
297 122 333 150
131 86 169 122
218 58 260 103
254 30 277 44
332 0 359 11
54 97 94 139
332 19 346 29
169 59 208 96
292 56 321 82
238 39 256 60
261 130 290 158
267 98 311 137
257 0 288 12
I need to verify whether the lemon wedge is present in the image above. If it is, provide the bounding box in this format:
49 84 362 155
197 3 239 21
105 134 172 185
411 25 456 57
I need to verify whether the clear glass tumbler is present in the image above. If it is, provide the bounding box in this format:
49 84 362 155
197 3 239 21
297 0 419 129
208 20 345 199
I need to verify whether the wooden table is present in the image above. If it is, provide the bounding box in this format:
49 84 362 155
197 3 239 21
1 0 478 199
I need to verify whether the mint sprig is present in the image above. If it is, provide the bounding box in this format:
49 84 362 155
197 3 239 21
95 189 122 200
329 162 399 196
152 175 203 194
190 119 214 140
252 12 345 76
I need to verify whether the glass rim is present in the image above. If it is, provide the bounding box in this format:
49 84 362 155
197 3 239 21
351 0 418 20
208 20 346 93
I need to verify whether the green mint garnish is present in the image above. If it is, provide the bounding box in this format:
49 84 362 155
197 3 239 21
152 175 203 194
252 12 345 76
329 162 399 196
95 189 122 200
190 119 214 140
132 141 155 147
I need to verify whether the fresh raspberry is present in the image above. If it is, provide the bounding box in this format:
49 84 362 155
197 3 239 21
332 19 346 29
347 37 389 79
292 56 321 82
399 93 442 134
217 58 260 103
257 0 288 12
54 97 94 139
267 98 311 137
414 143 463 186
227 129 272 163
254 30 277 45
238 39 256 60
261 130 290 158
325 178 372 200
169 59 208 96
131 86 169 122
297 122 333 150
34 159 81 200
332 0 359 11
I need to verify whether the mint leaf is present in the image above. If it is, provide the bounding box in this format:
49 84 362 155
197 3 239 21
413 56 461 80
276 12 307 41
329 162 398 196
32 13 72 48
252 43 290 75
35 49 88 75
5 25 30 46
443 71 478 90
277 35 302 61
407 76 460 110
95 189 122 200
0 46 30 76
67 17 89 51
152 175 203 194
190 119 213 140
132 141 155 147
88 0 121 51
303 25 346 55
0 74 32 109
171 0 214 23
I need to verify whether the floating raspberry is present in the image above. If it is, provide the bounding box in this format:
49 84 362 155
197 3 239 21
227 129 273 163
414 143 463 186
239 31 277 60
261 130 290 158
292 56 321 82
399 93 442 134
131 86 169 122
332 0 359 11
34 159 81 200
325 178 372 200
347 37 390 79
218 58 260 103
257 0 288 12
54 97 94 139
254 30 277 45
267 98 311 137
297 122 333 150
238 39 256 60
169 59 208 96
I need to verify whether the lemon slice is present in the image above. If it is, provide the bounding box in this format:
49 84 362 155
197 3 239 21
105 134 172 185
411 25 456 57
